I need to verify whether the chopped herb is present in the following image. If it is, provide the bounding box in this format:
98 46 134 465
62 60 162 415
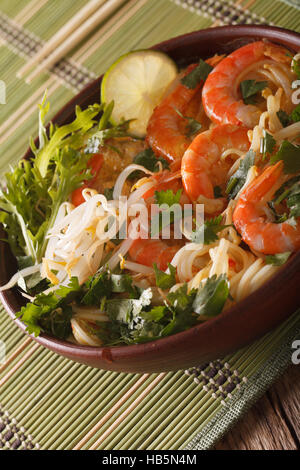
292 57 300 79
226 150 255 199
151 189 182 237
270 141 300 174
85 101 132 154
180 59 213 89
103 186 114 200
265 252 291 266
154 188 182 206
175 108 202 137
192 274 230 318
291 103 300 123
81 270 112 306
213 185 223 198
154 263 176 290
269 176 300 222
128 148 169 180
191 215 231 245
17 277 81 337
240 80 267 105
260 130 276 160
277 109 291 127
286 182 300 218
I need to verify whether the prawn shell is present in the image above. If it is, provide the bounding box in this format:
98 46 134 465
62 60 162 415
202 41 292 127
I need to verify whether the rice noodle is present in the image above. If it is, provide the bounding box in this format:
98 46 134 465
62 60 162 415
113 164 153 201
0 264 42 292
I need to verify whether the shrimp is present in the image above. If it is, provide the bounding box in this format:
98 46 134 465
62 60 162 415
129 239 180 271
146 55 224 162
142 163 190 205
202 41 292 128
233 161 300 254
181 124 250 202
129 164 186 270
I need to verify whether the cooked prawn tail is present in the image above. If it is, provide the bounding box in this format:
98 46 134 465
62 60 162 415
242 160 283 203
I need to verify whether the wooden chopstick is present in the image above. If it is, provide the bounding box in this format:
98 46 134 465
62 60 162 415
17 0 106 79
24 0 127 84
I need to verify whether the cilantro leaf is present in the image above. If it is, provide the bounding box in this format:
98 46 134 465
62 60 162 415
180 60 213 89
277 109 291 127
167 283 196 316
213 186 223 198
105 288 154 339
265 252 291 266
291 103 300 123
128 148 169 180
226 150 255 199
270 141 300 174
17 277 81 337
192 274 229 318
81 270 112 306
191 215 231 245
286 181 300 218
260 130 276 160
151 189 182 237
154 189 182 206
240 80 267 105
175 108 202 137
154 263 176 289
276 105 300 127
269 176 300 222
292 57 300 79
103 186 114 200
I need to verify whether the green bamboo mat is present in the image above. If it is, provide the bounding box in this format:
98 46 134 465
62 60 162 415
0 0 300 451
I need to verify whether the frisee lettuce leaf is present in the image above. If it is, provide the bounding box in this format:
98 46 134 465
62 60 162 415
32 92 101 178
0 96 126 267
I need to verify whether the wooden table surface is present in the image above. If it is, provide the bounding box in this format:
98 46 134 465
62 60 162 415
215 365 300 450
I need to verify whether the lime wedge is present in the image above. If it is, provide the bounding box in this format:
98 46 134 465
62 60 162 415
101 50 178 138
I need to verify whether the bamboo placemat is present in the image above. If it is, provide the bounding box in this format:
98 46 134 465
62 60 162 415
0 0 300 451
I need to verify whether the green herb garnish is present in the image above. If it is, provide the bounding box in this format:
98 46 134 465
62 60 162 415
180 60 213 89
192 274 230 318
260 130 276 160
154 263 176 290
226 150 255 199
240 80 267 105
270 141 300 174
175 108 202 137
128 148 169 180
265 252 291 266
151 189 182 237
191 215 231 245
277 109 291 127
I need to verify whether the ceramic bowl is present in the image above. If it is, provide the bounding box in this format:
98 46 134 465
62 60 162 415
1 25 300 373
